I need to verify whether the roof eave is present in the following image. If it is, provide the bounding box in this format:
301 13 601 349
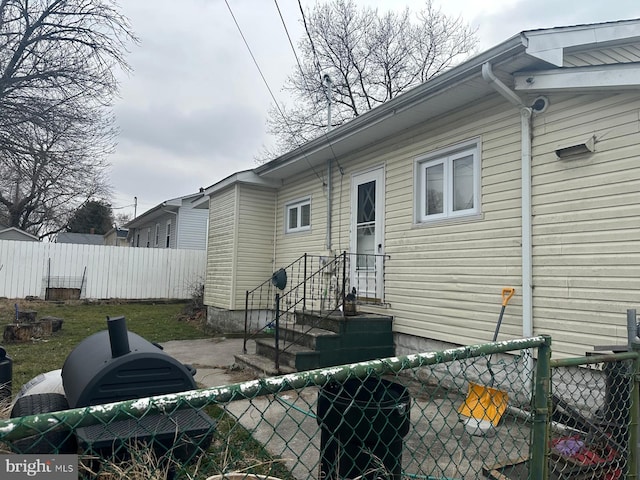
254 33 528 177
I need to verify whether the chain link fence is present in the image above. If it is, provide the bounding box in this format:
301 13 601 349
0 335 637 480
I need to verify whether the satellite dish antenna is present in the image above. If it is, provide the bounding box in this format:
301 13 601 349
271 268 287 291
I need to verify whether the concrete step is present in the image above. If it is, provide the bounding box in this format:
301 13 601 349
233 353 296 376
281 323 339 350
255 337 315 369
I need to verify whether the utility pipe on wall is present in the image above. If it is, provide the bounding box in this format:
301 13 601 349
481 63 533 341
324 74 333 251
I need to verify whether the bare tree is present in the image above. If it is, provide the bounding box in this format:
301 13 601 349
264 0 477 156
0 0 136 238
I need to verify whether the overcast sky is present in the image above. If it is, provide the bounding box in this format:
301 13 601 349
110 0 640 218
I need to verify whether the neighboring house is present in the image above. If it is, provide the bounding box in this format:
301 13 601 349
126 192 208 250
103 227 129 247
56 232 105 245
200 20 640 359
0 225 39 242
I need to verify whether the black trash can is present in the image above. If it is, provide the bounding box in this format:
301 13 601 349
317 377 410 480
0 346 12 402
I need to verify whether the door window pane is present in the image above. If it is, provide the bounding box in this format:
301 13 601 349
357 181 376 223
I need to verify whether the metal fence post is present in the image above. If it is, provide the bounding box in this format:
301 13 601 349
530 334 551 480
341 251 346 309
243 291 249 354
274 293 280 372
628 309 639 480
303 254 307 312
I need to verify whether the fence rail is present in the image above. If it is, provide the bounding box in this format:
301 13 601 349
0 335 637 480
0 239 205 299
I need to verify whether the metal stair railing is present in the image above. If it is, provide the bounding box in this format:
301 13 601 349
243 252 388 371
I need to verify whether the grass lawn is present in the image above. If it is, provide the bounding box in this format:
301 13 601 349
0 300 296 480
0 300 209 392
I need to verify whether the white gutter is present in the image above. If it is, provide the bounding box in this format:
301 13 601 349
481 63 533 341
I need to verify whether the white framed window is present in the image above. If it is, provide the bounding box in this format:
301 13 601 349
416 140 480 223
154 223 160 247
165 220 171 248
285 197 311 233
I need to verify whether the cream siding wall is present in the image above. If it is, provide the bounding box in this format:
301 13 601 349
381 97 524 347
272 96 526 347
531 92 640 357
274 170 328 266
204 186 237 309
234 185 276 309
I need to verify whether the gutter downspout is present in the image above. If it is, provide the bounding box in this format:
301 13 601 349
325 74 333 252
481 63 533 343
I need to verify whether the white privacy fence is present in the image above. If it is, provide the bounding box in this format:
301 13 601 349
0 240 206 299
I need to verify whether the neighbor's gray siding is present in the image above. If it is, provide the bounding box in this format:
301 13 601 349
205 186 237 309
177 207 208 250
530 92 640 357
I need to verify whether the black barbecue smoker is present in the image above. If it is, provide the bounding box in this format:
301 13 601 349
10 315 213 466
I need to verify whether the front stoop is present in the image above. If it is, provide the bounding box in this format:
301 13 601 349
234 311 394 375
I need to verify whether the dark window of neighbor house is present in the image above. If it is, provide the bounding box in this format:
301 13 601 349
166 220 171 248
416 140 480 223
285 198 311 233
155 223 159 247
136 233 140 247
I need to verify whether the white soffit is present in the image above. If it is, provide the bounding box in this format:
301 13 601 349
524 22 640 66
514 63 640 91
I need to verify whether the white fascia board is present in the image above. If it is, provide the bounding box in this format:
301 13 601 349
515 63 640 91
524 22 640 66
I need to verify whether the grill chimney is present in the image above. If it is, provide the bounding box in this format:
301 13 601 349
107 316 130 358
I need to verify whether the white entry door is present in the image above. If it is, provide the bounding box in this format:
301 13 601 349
350 167 384 302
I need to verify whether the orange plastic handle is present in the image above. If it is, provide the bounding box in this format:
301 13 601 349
502 287 515 307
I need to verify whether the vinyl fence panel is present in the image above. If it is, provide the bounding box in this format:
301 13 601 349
0 240 205 300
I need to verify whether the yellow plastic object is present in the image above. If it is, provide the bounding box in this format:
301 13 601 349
501 287 515 307
458 382 509 426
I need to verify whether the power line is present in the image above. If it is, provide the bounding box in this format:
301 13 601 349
295 0 344 174
224 0 324 184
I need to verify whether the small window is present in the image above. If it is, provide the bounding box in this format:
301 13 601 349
154 224 159 247
285 198 311 233
416 141 480 223
166 221 171 248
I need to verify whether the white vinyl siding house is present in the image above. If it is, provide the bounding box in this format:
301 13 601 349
202 20 640 358
126 192 208 250
176 208 208 250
